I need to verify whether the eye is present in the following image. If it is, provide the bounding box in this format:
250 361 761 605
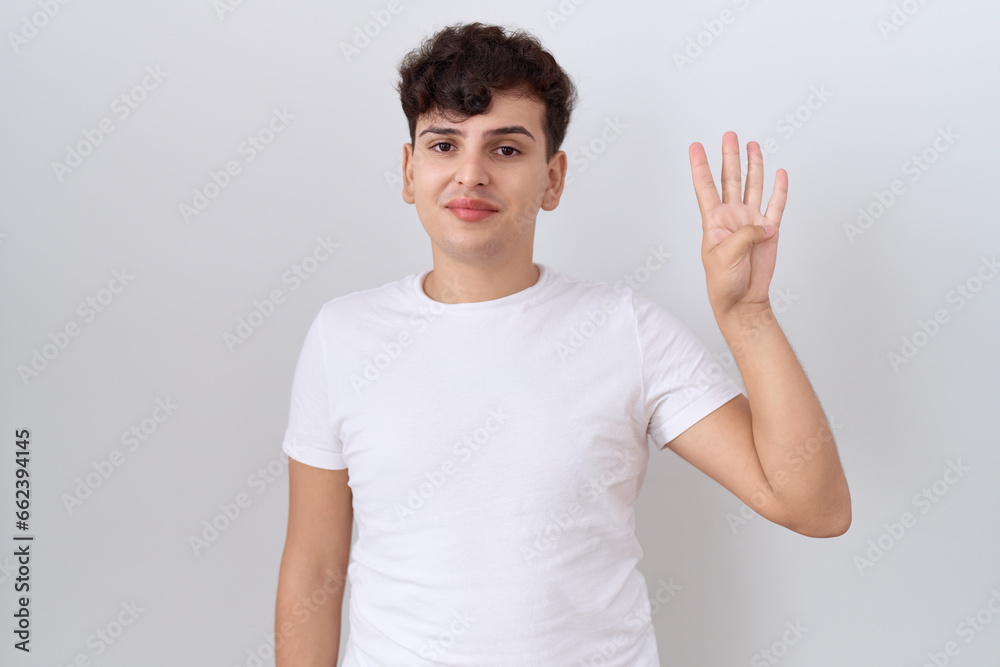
428 142 521 157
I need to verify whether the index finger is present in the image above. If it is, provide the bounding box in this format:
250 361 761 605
689 142 721 220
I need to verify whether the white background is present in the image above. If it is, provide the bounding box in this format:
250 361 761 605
2 1 998 665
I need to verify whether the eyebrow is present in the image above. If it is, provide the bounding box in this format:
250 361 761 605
417 125 536 142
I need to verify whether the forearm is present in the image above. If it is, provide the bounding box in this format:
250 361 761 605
720 304 851 536
275 558 347 666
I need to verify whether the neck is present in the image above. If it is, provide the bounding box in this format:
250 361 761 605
422 258 539 304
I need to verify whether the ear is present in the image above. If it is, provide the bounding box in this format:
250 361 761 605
401 143 415 204
540 150 567 211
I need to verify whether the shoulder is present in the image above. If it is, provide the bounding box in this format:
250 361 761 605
544 265 635 311
313 271 418 324
547 267 690 331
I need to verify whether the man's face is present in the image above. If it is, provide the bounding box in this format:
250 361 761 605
401 89 566 268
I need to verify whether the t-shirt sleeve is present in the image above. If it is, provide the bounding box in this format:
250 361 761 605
632 291 743 448
281 309 347 469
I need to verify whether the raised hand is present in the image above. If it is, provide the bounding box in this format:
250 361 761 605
688 131 788 320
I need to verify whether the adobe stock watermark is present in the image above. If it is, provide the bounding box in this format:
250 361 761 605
715 299 789 376
556 246 671 361
739 86 834 169
51 66 168 183
715 285 800 391
243 568 347 667
545 0 590 30
844 125 958 244
877 0 932 41
916 586 1000 666
179 106 294 223
55 600 145 666
61 398 179 514
384 153 405 193
750 620 809 666
339 0 409 63
8 0 73 54
223 235 340 352
676 357 737 409
705 295 797 399
673 0 756 73
725 416 845 534
350 274 467 394
213 0 251 21
17 267 135 386
563 116 628 187
392 407 509 523
0 554 22 586
521 446 638 562
887 253 997 373
580 577 681 666
415 610 476 663
613 245 672 293
188 451 292 556
853 459 970 575
555 294 622 362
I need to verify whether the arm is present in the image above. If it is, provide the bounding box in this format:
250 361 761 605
666 313 851 537
665 132 851 538
275 459 353 666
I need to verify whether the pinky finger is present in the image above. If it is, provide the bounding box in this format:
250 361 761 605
763 168 788 229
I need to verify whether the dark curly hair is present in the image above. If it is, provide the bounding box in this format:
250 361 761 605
395 22 578 163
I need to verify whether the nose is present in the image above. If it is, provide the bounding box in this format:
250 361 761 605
455 149 489 187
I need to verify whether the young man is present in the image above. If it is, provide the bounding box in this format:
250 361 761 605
274 22 851 667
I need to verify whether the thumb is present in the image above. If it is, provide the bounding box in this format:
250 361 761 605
711 223 774 265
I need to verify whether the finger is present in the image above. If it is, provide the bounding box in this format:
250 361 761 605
721 131 742 204
689 142 721 219
743 141 763 211
709 221 774 266
763 168 788 228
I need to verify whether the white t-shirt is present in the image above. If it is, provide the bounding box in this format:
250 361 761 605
282 262 742 667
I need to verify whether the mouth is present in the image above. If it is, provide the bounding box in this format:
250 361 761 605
446 197 499 222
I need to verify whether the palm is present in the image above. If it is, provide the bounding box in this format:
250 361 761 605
689 132 787 316
703 202 777 306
